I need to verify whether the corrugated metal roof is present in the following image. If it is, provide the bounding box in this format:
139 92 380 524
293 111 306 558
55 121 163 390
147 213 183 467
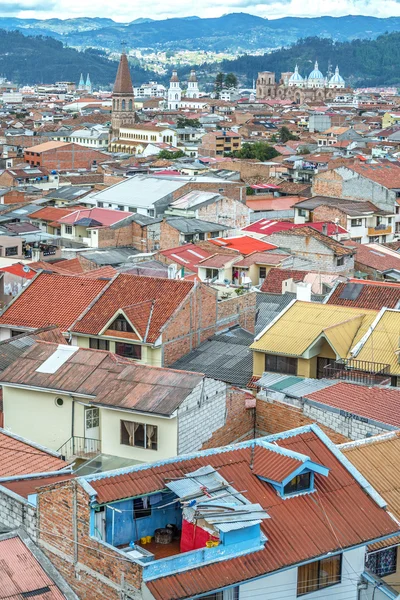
0 534 67 599
251 301 377 357
138 429 400 600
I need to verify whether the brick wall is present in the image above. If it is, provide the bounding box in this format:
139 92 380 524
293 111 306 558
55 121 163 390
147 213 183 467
218 160 271 181
37 480 142 600
0 485 37 539
217 291 257 334
312 169 344 198
24 144 109 170
197 196 250 230
312 205 347 229
158 221 180 251
201 388 255 449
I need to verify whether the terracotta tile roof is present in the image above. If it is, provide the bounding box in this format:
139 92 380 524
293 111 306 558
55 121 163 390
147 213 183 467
243 219 348 236
0 273 109 332
0 428 67 477
78 266 117 279
197 253 239 269
3 473 74 499
326 280 400 309
71 273 195 343
57 207 132 227
346 241 400 272
306 382 400 428
260 267 308 293
84 428 398 599
348 162 400 189
235 252 289 267
113 52 134 95
0 533 67 599
53 257 85 274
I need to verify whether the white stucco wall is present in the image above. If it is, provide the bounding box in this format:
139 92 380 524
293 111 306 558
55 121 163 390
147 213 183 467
238 547 366 599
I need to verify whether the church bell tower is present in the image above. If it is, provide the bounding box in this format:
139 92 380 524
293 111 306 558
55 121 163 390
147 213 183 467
111 50 136 140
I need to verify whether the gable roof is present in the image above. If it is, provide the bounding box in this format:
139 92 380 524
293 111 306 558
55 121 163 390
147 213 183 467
347 163 400 189
0 342 203 417
251 300 377 358
270 226 353 256
260 268 308 293
159 243 212 270
57 207 133 227
243 219 348 236
80 425 399 599
346 241 400 272
209 235 277 255
71 274 194 343
0 273 109 333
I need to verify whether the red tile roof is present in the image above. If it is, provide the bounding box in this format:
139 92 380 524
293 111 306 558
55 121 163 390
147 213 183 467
0 273 109 332
197 253 239 269
306 382 400 428
252 444 303 481
326 280 400 309
348 162 400 189
246 196 306 211
0 262 37 279
345 242 400 272
0 534 66 599
2 473 74 499
71 274 195 343
235 251 289 267
260 267 308 293
86 429 398 599
0 429 67 477
209 236 277 255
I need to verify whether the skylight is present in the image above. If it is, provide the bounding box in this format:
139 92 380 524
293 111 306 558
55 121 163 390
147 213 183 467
36 344 79 374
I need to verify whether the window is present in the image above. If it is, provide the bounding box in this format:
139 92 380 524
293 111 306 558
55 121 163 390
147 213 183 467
65 225 72 234
377 216 382 226
85 407 99 429
89 338 109 351
351 237 362 243
298 209 307 217
148 209 155 217
117 205 124 211
336 256 344 266
205 268 219 280
265 354 297 375
133 497 152 518
97 202 103 208
367 547 397 577
297 555 342 596
350 218 362 227
115 342 142 360
121 420 158 450
284 472 311 495
259 266 267 279
5 246 18 257
110 315 133 333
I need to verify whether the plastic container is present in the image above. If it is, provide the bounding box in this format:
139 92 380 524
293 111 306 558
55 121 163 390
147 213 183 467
140 537 147 545
145 535 152 544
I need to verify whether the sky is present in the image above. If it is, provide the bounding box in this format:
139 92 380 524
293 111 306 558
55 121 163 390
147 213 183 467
5 0 400 21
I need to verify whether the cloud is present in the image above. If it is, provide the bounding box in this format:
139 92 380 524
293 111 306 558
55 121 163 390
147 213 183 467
12 0 400 21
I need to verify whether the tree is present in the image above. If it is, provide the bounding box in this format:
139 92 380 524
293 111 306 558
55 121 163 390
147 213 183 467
176 117 201 128
214 72 224 94
158 149 185 159
225 142 280 161
298 147 311 155
224 72 238 89
278 126 299 143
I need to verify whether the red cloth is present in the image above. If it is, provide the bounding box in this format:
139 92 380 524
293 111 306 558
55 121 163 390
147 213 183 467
180 519 218 552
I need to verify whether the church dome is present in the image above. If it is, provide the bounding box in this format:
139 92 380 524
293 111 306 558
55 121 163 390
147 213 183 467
289 65 303 84
329 65 345 85
308 60 324 80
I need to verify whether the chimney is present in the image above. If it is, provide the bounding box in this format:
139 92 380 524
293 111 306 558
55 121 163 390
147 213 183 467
296 282 312 302
322 223 328 235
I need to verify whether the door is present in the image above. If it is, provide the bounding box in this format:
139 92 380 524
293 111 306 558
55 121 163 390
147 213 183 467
259 266 267 285
85 407 100 440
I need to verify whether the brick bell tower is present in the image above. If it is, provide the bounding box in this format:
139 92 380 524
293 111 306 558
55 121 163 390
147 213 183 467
111 50 136 140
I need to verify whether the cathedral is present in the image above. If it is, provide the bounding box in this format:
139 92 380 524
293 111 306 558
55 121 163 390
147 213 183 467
167 70 207 110
256 61 351 103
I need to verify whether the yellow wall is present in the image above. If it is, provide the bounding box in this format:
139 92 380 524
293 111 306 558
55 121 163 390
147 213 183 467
3 387 85 451
74 335 163 367
100 408 178 461
253 351 265 377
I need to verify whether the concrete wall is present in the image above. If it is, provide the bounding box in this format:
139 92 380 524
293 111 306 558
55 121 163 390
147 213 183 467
3 387 85 451
0 485 37 540
239 547 365 600
177 378 227 454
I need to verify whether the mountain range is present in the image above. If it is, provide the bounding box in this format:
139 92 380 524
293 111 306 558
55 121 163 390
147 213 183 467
3 14 400 53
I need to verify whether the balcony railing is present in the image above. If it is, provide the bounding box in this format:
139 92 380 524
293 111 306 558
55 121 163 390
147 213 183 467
324 358 391 386
368 226 392 236
57 436 101 461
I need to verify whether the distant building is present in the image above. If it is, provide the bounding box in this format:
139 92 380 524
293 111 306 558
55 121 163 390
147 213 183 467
110 52 137 140
167 70 207 110
257 61 351 104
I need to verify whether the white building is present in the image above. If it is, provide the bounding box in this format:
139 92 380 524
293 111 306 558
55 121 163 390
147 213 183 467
288 61 346 90
134 82 166 98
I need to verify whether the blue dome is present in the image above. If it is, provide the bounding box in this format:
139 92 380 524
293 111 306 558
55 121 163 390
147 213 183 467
289 65 303 83
329 66 345 85
308 60 324 80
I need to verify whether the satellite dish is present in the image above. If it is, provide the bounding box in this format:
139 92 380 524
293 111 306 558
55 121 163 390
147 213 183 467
22 265 31 273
